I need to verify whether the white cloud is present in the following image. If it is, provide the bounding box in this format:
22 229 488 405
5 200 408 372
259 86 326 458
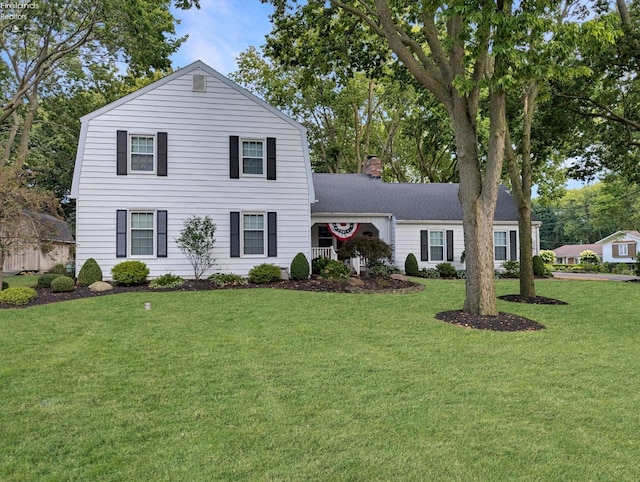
171 0 273 75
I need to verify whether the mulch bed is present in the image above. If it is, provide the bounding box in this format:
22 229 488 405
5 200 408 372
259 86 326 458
498 294 568 305
435 310 545 332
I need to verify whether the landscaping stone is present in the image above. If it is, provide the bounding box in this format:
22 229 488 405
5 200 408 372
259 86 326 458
89 281 113 292
349 277 365 286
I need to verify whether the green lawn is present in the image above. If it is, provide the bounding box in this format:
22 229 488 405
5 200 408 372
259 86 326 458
1 279 639 481
2 274 40 288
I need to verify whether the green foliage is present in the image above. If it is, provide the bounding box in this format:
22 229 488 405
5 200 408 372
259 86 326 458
634 257 640 277
37 274 63 289
312 257 331 275
367 262 400 277
1 281 8 290
290 253 310 280
502 260 520 278
418 268 439 279
435 263 457 279
533 255 546 277
317 260 350 280
0 286 37 306
338 236 392 267
77 258 103 287
111 261 149 286
149 273 185 290
208 273 248 287
48 263 68 275
404 253 419 277
579 250 600 264
248 264 282 284
51 276 75 293
175 216 217 280
539 250 556 264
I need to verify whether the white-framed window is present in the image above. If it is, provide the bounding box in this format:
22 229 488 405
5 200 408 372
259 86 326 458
131 211 155 256
243 213 265 255
130 135 155 172
430 231 444 261
317 225 333 248
242 139 264 175
619 244 629 256
494 231 508 261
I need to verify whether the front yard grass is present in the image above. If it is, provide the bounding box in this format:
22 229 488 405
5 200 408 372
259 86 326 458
1 279 639 480
2 274 40 288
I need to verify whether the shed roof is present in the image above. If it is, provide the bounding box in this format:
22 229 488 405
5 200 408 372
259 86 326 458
31 213 74 243
553 243 602 257
311 173 522 222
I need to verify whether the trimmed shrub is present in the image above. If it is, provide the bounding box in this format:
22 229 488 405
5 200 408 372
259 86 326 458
418 268 439 279
579 249 600 264
149 273 185 290
532 255 546 277
317 259 350 280
404 253 419 276
38 274 63 289
367 261 400 277
312 257 331 275
77 258 103 287
1 281 8 291
111 261 149 286
248 264 281 284
502 260 520 278
0 286 37 306
290 252 310 280
539 250 556 264
436 262 457 278
48 263 68 275
51 276 76 293
208 273 247 287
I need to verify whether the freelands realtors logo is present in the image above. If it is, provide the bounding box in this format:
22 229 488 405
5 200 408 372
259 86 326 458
0 3 38 21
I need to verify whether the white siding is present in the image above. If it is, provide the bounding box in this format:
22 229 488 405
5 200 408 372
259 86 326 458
75 67 311 279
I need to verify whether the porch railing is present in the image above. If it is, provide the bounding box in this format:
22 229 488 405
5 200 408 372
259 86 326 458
311 246 338 260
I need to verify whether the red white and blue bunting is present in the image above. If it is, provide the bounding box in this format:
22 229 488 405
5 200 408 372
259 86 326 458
326 223 360 241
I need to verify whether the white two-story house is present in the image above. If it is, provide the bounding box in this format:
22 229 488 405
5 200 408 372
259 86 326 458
71 61 539 279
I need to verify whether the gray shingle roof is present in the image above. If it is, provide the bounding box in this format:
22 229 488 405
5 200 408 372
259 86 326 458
311 174 520 221
31 213 74 243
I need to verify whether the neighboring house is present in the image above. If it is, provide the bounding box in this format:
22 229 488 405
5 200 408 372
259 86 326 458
553 243 602 265
71 61 539 279
597 230 640 264
2 213 74 273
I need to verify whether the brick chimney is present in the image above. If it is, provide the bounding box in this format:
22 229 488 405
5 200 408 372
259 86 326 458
365 155 382 179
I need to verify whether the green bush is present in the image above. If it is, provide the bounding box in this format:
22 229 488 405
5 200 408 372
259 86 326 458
404 253 419 276
51 276 76 292
317 259 350 280
418 268 439 279
290 252 310 280
533 255 545 277
367 261 400 277
77 258 103 287
149 273 185 290
312 257 331 275
436 262 457 278
1 281 8 291
579 249 600 264
0 286 37 306
539 250 556 264
248 264 281 284
208 273 247 287
338 236 392 267
48 263 68 275
502 260 520 278
634 257 640 276
38 274 63 289
111 261 149 286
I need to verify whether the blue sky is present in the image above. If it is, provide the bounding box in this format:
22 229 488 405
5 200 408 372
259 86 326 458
170 0 275 76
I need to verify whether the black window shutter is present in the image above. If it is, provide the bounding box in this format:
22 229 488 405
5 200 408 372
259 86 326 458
446 230 454 262
116 210 127 257
509 230 517 261
268 212 277 257
266 137 276 180
117 130 128 175
420 230 429 261
157 132 168 176
229 136 239 179
157 210 168 257
230 212 240 257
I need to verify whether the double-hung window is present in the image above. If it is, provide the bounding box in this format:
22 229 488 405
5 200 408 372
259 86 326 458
131 135 155 172
619 244 629 256
243 214 265 255
430 231 444 261
242 140 264 175
131 212 155 256
494 231 508 261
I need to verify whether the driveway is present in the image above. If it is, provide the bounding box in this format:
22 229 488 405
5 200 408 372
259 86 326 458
551 272 639 282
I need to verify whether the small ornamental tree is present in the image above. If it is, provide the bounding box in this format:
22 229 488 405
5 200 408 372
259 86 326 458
290 252 310 280
175 216 217 280
404 253 419 277
579 249 600 265
539 250 556 265
338 236 392 269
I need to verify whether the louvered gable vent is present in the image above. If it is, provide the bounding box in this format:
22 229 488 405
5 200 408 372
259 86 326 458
192 73 206 92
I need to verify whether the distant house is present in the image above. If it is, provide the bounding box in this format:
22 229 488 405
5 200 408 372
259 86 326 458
597 230 640 264
2 213 74 273
553 243 602 265
70 60 541 279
